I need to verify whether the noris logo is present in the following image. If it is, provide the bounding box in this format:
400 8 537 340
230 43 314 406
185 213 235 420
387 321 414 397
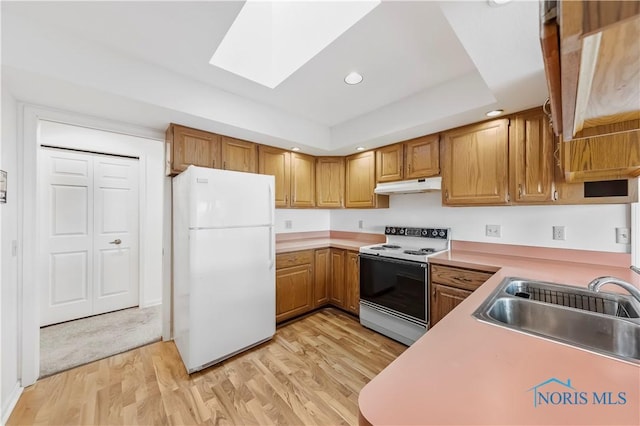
527 378 627 408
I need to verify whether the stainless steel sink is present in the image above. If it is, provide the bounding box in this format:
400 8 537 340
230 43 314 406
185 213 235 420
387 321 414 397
473 277 640 364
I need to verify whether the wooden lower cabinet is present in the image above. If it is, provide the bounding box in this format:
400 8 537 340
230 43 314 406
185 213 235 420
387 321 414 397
431 284 472 327
275 251 314 323
429 264 494 326
314 249 330 307
329 249 346 307
276 248 360 323
345 251 360 315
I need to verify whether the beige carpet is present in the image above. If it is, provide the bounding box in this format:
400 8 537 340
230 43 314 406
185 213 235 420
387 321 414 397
40 305 162 378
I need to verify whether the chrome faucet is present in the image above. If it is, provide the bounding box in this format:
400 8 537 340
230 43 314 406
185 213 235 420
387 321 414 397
588 276 640 304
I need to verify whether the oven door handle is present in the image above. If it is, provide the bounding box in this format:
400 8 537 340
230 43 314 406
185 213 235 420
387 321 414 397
359 253 427 268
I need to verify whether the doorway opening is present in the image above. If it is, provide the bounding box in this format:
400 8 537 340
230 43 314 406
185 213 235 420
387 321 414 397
35 121 165 378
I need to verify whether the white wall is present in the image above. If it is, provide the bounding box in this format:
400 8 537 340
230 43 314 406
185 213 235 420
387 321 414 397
330 192 631 253
275 209 330 234
39 120 165 306
1 87 21 421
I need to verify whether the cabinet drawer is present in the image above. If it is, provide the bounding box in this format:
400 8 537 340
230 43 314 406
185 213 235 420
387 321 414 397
276 250 314 269
430 264 493 291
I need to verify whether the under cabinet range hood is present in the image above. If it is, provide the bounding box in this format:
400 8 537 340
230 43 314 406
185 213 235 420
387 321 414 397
374 177 442 195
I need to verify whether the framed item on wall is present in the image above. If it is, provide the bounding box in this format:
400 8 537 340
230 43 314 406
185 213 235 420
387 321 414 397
0 170 6 203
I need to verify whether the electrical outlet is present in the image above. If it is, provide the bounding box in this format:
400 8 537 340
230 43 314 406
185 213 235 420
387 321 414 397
553 226 566 241
486 225 501 238
358 220 364 229
285 220 293 229
616 227 630 244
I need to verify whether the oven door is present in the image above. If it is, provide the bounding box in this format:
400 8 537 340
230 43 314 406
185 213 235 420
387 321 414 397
359 254 428 323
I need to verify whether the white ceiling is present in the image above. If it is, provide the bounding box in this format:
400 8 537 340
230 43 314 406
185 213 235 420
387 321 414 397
1 1 548 155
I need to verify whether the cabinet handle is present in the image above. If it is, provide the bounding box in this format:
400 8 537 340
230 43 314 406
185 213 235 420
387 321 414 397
408 163 411 173
223 161 226 170
212 159 215 168
553 190 558 201
285 195 288 204
518 184 522 198
445 190 449 200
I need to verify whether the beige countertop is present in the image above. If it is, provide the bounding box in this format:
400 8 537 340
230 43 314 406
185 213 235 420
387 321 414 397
359 242 640 426
275 231 385 254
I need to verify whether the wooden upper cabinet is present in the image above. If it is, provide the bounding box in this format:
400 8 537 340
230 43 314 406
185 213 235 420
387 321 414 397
165 124 220 175
509 108 556 203
441 119 509 206
345 151 389 208
290 153 316 208
221 136 257 173
561 125 640 182
404 134 440 179
541 1 640 139
316 157 344 208
375 144 404 182
258 146 291 208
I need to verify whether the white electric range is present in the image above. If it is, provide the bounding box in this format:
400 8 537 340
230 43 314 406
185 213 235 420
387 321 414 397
359 226 451 345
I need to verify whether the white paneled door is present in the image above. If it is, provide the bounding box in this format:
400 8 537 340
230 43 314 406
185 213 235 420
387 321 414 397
39 147 139 326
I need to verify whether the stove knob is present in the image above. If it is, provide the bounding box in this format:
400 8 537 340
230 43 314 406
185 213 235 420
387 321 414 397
399 228 405 235
439 230 445 237
431 230 438 237
386 227 391 234
390 227 396 234
421 229 428 237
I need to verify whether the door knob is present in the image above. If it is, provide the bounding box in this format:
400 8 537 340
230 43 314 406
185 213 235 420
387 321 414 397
109 239 122 245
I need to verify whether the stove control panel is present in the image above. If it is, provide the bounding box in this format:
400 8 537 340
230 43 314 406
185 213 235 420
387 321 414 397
384 226 449 239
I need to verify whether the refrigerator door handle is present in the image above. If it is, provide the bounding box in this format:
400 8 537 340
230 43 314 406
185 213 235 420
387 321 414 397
269 229 274 270
268 182 275 269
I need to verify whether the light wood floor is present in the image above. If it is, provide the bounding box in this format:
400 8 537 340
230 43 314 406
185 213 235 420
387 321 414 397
8 308 406 425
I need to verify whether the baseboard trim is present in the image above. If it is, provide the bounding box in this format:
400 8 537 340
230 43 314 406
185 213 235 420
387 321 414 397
140 299 162 308
1 381 24 424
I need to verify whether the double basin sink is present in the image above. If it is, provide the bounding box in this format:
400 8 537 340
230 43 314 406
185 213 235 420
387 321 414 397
473 277 640 364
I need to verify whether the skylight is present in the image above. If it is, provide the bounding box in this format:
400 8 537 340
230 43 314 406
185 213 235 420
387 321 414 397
210 0 380 89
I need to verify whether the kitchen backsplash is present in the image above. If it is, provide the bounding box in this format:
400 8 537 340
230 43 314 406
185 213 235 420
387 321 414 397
277 191 632 254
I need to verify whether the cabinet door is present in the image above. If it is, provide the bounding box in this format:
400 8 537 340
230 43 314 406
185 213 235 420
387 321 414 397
404 134 440 179
345 151 389 208
375 144 403 183
258 146 291 208
430 283 472 327
510 108 556 203
168 124 220 174
345 251 360 315
316 157 344 208
441 119 509 206
314 249 330 307
221 136 257 173
291 153 316 208
329 249 345 308
276 264 313 323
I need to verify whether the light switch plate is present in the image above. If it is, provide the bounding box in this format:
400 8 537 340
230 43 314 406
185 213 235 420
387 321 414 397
553 226 566 241
285 220 293 229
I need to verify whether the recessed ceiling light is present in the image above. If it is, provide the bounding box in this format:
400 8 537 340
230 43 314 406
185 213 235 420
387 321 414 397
345 72 363 85
291 147 300 152
488 0 512 6
486 109 504 117
356 146 366 151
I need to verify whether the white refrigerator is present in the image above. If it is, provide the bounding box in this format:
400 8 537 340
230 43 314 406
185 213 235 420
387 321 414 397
172 166 275 373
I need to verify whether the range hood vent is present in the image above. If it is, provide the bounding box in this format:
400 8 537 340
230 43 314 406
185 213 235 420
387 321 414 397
374 177 442 195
